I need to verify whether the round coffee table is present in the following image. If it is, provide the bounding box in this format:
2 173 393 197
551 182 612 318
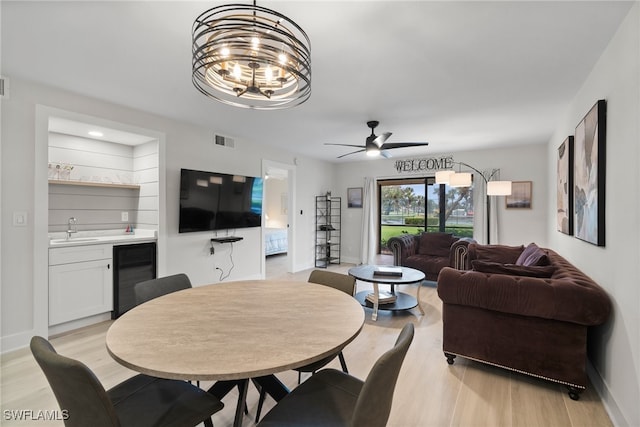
348 265 426 321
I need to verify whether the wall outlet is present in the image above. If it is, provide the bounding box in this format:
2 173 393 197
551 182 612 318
121 212 129 222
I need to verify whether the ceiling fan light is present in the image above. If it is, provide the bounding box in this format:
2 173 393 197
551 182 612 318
435 170 453 185
366 149 380 157
487 180 512 196
449 172 472 187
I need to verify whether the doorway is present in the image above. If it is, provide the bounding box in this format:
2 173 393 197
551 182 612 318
262 160 295 277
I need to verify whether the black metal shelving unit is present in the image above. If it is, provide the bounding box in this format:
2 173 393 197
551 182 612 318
315 194 341 268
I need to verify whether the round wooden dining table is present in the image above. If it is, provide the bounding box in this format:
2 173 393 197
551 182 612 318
106 279 365 426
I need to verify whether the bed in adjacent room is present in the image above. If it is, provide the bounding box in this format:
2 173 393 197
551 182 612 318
265 227 288 256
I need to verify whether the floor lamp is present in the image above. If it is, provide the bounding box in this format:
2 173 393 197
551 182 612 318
435 163 511 244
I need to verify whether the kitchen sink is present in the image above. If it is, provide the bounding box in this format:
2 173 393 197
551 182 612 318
51 238 100 244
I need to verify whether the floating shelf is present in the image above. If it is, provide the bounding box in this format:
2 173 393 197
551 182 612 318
48 179 140 190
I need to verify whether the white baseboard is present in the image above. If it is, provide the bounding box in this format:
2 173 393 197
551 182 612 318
587 360 629 426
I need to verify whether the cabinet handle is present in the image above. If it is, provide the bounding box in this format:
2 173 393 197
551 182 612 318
107 263 110 270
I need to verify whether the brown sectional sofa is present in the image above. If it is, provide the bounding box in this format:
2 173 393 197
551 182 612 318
437 243 611 400
387 232 475 281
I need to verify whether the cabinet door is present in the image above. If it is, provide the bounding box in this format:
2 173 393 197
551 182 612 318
49 260 113 325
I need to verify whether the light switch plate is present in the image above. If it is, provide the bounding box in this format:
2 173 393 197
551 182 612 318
121 212 129 222
13 211 27 226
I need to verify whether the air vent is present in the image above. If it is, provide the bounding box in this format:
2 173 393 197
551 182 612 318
214 134 235 148
0 76 9 99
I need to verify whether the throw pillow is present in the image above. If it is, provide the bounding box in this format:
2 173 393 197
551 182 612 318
516 243 550 266
468 243 525 264
418 233 453 257
471 260 555 278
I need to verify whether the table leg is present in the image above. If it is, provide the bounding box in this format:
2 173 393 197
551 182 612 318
233 379 249 427
416 282 425 315
372 281 379 321
207 379 249 427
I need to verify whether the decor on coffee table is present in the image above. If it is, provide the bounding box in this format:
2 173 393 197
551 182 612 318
574 99 606 246
557 136 574 235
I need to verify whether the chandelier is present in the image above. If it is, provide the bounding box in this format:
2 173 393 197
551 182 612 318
192 1 312 109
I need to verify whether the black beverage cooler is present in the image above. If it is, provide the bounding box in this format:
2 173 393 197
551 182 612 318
112 242 157 318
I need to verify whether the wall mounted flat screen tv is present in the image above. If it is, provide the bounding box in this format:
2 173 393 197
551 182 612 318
179 168 263 233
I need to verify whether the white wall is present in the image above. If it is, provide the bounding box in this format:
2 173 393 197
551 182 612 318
335 143 549 263
0 78 333 352
545 4 639 426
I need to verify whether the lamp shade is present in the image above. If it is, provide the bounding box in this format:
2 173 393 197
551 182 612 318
435 170 453 185
449 172 472 187
487 180 512 196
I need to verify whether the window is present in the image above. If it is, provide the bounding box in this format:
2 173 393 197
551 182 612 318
378 178 474 253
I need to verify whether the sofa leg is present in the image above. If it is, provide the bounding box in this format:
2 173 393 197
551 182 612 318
567 386 582 401
444 352 456 365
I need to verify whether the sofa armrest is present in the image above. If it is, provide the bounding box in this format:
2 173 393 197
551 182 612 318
449 238 475 270
437 267 611 326
388 234 419 266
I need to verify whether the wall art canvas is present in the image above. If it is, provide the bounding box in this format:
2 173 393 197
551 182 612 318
505 181 532 209
347 187 363 208
557 136 574 235
573 99 606 246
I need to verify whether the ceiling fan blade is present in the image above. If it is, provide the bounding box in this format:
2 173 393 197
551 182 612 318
324 143 366 148
379 142 429 150
337 149 365 159
372 132 392 147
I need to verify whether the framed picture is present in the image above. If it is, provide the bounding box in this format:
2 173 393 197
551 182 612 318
505 181 532 209
573 99 606 246
347 187 363 208
557 136 574 235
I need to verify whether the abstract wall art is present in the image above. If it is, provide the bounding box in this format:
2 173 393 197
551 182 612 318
573 99 606 246
557 136 574 235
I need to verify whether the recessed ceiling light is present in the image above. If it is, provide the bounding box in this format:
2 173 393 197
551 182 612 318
88 130 104 137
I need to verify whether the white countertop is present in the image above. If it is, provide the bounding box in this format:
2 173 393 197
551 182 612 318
49 229 157 247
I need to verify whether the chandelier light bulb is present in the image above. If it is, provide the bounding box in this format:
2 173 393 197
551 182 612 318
251 36 260 50
278 53 287 64
233 63 242 80
265 66 273 82
220 47 230 57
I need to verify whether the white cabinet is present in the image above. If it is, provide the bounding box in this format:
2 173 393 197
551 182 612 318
49 244 113 326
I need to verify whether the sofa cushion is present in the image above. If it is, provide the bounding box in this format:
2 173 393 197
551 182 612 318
516 243 550 266
406 254 449 276
417 233 453 257
468 243 524 264
471 260 555 278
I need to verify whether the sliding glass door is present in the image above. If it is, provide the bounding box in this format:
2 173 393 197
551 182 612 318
378 178 474 253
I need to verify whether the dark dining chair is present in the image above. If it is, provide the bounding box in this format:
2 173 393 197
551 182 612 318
254 270 356 422
134 273 192 306
30 336 223 427
257 322 415 427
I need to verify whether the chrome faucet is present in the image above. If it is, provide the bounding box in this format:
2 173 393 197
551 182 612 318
66 217 77 240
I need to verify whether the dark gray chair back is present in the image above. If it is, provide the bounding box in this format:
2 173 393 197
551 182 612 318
134 273 192 306
30 336 120 427
351 323 415 427
308 270 356 296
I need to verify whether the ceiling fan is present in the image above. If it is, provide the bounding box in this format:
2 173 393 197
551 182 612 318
325 121 429 159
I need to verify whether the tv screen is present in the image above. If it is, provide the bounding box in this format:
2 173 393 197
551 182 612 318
179 168 263 233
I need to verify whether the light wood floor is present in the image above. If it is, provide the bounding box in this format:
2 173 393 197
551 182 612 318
1 257 613 427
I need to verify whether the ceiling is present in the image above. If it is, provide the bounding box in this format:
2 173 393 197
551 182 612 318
2 1 634 162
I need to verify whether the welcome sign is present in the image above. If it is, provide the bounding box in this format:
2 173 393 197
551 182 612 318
394 156 453 173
